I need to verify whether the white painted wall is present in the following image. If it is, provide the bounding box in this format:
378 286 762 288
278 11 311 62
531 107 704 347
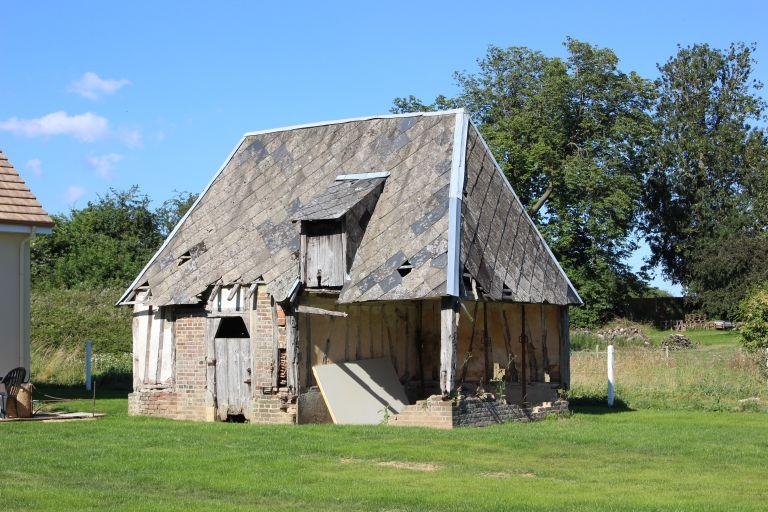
0 232 31 378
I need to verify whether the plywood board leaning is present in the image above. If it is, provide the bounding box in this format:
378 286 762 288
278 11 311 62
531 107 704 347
312 357 409 425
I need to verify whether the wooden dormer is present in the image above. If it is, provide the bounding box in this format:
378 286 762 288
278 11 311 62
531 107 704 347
292 173 387 288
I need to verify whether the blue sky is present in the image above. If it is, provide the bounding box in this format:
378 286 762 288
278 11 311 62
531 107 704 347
3 1 767 294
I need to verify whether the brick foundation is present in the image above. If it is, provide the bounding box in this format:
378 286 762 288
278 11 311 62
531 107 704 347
388 395 569 429
250 392 296 424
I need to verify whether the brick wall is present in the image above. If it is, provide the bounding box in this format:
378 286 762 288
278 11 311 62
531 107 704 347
129 295 299 424
251 291 275 389
249 292 294 423
128 308 211 421
388 395 569 429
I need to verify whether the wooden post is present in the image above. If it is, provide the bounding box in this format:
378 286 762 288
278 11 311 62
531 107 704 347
559 307 570 390
440 296 459 396
203 317 221 421
85 340 92 391
270 297 280 389
285 305 299 394
520 304 527 404
607 344 615 407
482 303 491 385
415 301 425 395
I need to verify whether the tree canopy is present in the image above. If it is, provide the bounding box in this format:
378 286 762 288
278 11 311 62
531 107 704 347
644 43 768 318
31 187 198 288
394 38 656 325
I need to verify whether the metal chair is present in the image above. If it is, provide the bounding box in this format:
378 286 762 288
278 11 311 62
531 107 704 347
0 367 27 419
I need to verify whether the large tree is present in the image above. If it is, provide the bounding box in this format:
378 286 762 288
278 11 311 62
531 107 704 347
644 43 768 317
31 187 198 288
394 39 656 325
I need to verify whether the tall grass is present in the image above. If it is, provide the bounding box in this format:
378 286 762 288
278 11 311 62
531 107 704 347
31 344 132 387
570 345 767 412
31 286 132 353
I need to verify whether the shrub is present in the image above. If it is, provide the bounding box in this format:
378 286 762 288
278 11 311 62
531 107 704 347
31 286 132 353
739 282 768 356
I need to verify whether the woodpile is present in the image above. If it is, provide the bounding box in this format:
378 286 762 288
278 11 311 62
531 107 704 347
597 326 650 344
661 333 695 350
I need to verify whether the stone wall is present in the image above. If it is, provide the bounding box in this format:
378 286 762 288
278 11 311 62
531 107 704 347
388 396 569 429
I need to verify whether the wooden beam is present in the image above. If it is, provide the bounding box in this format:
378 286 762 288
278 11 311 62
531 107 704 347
226 283 241 301
285 305 299 393
560 306 570 390
208 283 221 304
440 296 459 396
520 304 528 404
296 305 348 317
482 303 491 385
204 317 221 411
270 294 280 389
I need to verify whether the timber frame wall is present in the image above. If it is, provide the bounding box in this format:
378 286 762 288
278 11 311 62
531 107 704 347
129 284 570 423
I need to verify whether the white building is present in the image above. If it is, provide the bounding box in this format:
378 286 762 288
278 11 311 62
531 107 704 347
0 150 53 378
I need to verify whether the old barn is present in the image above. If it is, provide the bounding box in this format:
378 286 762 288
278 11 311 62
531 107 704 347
118 109 581 428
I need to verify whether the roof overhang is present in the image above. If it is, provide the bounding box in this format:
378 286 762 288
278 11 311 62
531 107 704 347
0 223 53 235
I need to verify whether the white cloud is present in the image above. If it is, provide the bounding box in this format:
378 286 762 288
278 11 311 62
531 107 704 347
118 128 142 148
69 72 131 100
65 185 86 203
25 159 42 177
0 111 108 142
87 153 124 178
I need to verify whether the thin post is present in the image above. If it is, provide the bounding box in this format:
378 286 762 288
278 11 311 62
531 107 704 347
85 340 92 391
607 344 615 407
520 304 527 405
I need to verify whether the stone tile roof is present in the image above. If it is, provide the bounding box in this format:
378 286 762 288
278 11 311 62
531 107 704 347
461 125 580 305
120 111 580 307
292 177 385 221
0 150 54 228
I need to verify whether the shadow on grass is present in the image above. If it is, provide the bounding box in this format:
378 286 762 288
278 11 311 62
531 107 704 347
32 382 130 401
569 395 634 415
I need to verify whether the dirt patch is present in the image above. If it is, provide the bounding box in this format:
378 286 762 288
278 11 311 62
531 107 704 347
340 457 440 472
482 471 536 478
377 461 440 472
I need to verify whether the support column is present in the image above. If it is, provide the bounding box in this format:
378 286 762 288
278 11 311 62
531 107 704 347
560 306 570 390
440 296 459 396
284 305 299 394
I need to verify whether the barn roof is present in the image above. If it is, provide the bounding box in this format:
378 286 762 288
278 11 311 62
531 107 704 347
292 175 386 222
0 150 54 229
119 110 581 307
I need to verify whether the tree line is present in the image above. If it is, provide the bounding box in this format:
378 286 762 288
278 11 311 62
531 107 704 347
394 39 768 325
31 187 197 289
32 39 768 327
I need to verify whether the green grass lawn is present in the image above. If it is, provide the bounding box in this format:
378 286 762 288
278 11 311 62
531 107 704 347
1 393 766 511
644 327 740 348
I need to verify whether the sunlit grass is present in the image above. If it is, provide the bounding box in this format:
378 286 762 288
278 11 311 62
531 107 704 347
1 391 766 512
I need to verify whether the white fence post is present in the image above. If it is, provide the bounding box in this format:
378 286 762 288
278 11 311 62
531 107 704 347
607 344 615 407
85 340 92 391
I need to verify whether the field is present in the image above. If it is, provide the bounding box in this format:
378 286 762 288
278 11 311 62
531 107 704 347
570 328 768 412
10 304 767 511
2 393 767 512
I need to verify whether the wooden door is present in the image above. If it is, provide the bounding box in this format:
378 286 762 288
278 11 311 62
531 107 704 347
303 220 345 287
214 337 252 419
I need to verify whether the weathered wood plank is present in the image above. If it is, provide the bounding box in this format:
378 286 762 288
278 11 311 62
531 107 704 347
440 297 459 395
296 305 348 317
